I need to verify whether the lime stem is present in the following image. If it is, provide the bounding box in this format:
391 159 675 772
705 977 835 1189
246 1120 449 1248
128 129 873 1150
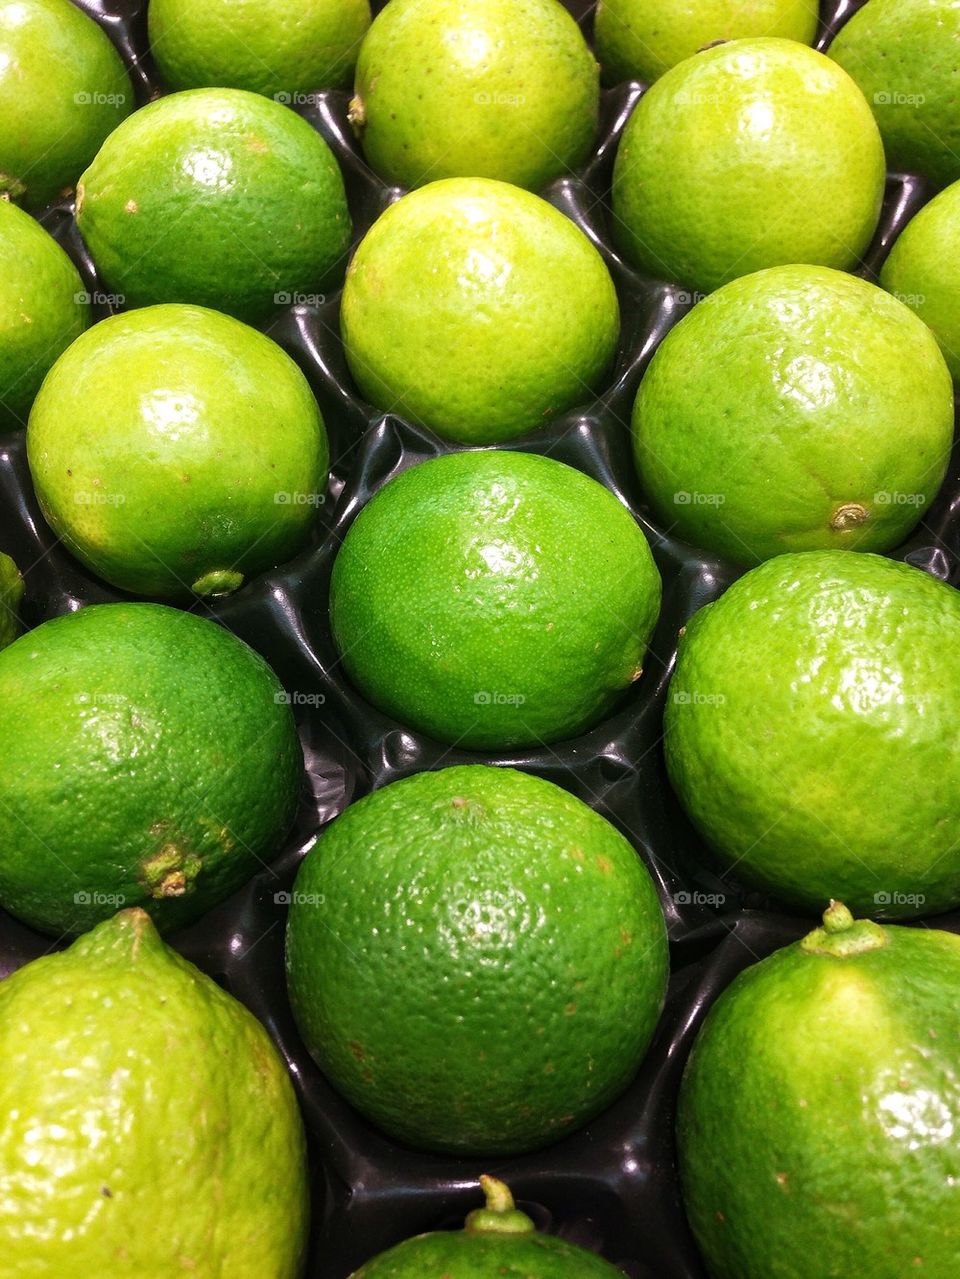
464 1177 536 1236
822 900 854 934
800 900 888 957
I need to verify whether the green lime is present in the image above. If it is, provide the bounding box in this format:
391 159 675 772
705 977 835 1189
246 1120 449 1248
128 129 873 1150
340 177 620 443
329 450 662 749
76 88 351 323
665 551 960 918
0 0 132 208
149 0 372 97
612 38 885 294
286 764 668 1154
830 0 960 190
0 908 308 1276
0 198 89 428
678 901 960 1279
349 0 599 191
0 550 22 648
633 265 954 562
0 602 301 935
351 1176 624 1276
27 303 328 599
881 179 960 381
595 0 818 85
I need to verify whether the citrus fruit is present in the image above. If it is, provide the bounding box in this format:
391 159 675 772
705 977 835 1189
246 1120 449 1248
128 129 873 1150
286 764 669 1154
329 450 662 749
665 551 960 919
340 177 620 443
0 0 132 208
595 0 818 86
350 1175 625 1276
678 900 960 1279
27 303 328 599
0 550 22 648
632 265 954 562
880 178 960 381
0 602 301 935
830 0 960 190
76 87 351 323
0 907 308 1277
149 0 372 97
0 198 89 428
612 38 885 294
349 0 599 191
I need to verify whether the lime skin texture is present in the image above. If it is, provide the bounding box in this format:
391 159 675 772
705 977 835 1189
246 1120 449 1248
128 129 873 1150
612 38 886 295
0 602 302 936
350 1175 625 1277
594 0 818 86
665 551 960 919
830 0 960 191
329 449 662 750
27 303 329 599
881 178 960 381
0 908 309 1278
0 0 132 208
349 0 600 192
286 764 669 1155
0 198 89 429
76 87 351 323
149 0 372 97
0 550 22 648
678 902 960 1279
632 264 954 563
340 177 620 444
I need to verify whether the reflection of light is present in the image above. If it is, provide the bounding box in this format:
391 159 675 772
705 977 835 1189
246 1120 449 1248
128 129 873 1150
0 4 30 29
774 354 839 413
181 148 234 190
141 389 202 443
446 25 494 71
0 51 10 74
458 246 511 292
878 1089 954 1151
476 540 528 575
739 97 775 140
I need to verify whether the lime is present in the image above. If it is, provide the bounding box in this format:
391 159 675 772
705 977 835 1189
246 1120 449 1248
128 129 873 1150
0 602 301 935
595 0 818 85
351 1176 624 1276
678 901 960 1279
149 0 372 97
27 303 328 599
0 0 132 208
329 450 662 749
340 177 620 443
0 198 89 428
0 550 22 648
349 0 599 191
830 0 960 190
665 551 960 918
0 908 308 1277
633 265 954 562
881 179 960 381
612 38 885 294
286 764 668 1154
76 88 351 323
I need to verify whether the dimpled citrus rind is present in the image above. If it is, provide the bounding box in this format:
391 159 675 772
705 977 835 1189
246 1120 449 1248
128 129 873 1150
351 1222 625 1276
286 764 669 1155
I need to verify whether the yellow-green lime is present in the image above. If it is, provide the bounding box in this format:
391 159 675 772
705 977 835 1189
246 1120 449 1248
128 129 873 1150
0 908 308 1277
149 0 372 96
0 0 132 207
881 178 960 380
612 38 885 294
76 88 351 323
349 0 599 191
0 550 22 648
286 765 669 1154
340 177 620 443
678 901 960 1279
830 0 960 190
350 1176 625 1277
595 0 818 85
633 265 954 562
27 304 328 599
0 602 302 935
0 198 89 428
329 450 662 749
665 552 960 918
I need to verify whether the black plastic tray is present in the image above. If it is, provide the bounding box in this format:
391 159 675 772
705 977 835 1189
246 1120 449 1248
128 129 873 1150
2 2 959 1275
